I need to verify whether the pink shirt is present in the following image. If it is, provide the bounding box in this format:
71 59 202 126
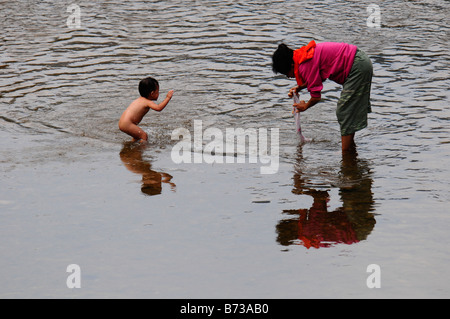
297 42 357 98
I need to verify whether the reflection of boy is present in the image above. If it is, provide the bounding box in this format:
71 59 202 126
119 77 173 142
119 143 176 196
272 41 373 152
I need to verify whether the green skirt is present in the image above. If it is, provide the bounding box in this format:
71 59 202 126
336 49 373 136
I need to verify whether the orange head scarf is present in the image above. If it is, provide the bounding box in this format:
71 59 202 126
293 40 316 86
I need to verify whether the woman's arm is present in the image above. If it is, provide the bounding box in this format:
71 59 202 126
288 84 308 98
294 96 321 112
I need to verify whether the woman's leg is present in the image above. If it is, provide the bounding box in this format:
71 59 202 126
337 49 373 152
341 133 356 152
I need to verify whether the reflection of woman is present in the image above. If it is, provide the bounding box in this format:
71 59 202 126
119 142 176 196
276 150 376 248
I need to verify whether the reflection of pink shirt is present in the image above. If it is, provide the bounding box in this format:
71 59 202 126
297 42 357 98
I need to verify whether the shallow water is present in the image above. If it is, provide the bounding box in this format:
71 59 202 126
1 0 449 298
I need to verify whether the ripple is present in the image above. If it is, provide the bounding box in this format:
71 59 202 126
0 1 449 190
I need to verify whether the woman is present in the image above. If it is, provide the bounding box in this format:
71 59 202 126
272 41 373 152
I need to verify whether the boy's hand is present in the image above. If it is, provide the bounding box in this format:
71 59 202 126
167 90 174 99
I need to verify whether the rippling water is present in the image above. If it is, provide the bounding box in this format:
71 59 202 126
1 0 449 298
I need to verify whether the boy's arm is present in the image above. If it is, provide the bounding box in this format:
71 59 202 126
148 90 174 112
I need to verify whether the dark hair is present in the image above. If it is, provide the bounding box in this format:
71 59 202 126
138 77 159 98
272 43 294 76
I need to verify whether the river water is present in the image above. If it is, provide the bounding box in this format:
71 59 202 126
1 0 449 298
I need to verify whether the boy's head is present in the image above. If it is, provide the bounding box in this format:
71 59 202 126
139 77 159 99
272 43 294 77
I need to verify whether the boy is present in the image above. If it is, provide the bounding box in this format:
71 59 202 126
272 41 373 152
119 77 174 142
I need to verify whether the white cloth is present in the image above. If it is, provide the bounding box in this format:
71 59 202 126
293 93 307 143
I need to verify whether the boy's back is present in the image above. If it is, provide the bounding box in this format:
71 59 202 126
120 97 151 126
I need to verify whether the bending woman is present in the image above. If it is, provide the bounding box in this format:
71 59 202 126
272 41 373 152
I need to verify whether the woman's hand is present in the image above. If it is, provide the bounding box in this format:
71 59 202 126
293 100 308 112
293 96 321 112
288 86 299 98
288 85 308 98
